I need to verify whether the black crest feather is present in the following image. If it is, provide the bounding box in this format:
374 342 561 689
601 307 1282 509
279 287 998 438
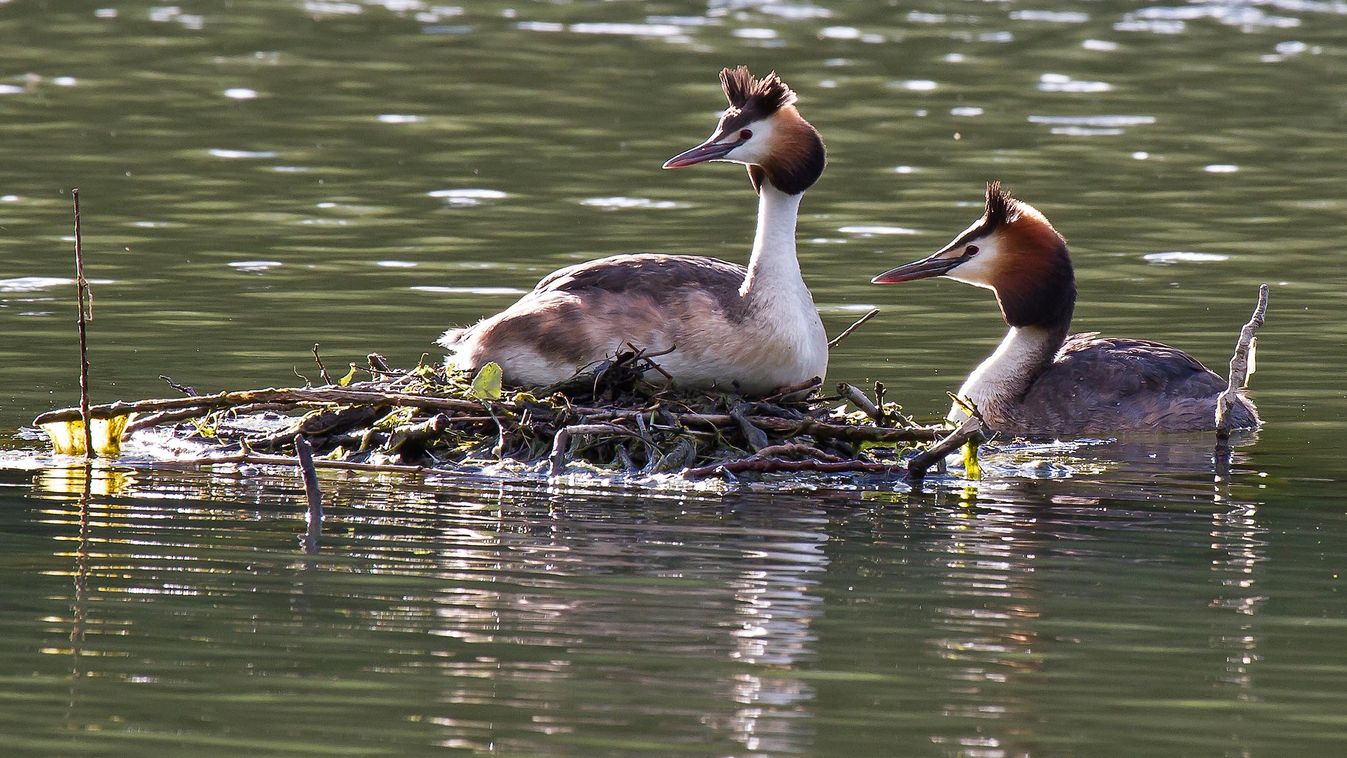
985 180 1018 228
719 66 797 115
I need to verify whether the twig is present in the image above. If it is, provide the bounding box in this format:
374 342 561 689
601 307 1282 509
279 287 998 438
294 434 323 553
367 353 391 374
673 412 941 444
759 376 822 403
906 414 988 483
838 382 882 423
874 381 891 426
750 443 844 463
159 375 198 397
827 308 880 350
685 457 906 480
731 405 770 451
137 452 433 474
548 423 637 477
1216 284 1269 442
312 344 333 385
72 188 94 460
35 386 489 425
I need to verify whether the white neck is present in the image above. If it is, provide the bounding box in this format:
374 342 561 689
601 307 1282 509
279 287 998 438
952 325 1063 421
741 183 803 296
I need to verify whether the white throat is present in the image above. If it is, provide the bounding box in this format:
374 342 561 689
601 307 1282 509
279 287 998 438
952 325 1061 421
741 183 803 295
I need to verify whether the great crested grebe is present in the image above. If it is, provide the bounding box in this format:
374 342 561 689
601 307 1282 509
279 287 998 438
872 182 1259 436
438 66 828 395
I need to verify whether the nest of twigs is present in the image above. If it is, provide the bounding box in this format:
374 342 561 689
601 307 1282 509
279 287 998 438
34 349 985 483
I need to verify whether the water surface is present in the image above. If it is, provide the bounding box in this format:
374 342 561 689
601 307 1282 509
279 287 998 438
2 1 1346 755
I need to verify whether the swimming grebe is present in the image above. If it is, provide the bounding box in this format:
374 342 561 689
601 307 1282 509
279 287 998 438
438 66 828 395
871 182 1259 436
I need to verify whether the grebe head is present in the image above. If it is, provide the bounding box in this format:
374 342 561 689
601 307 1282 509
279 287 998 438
663 66 826 195
872 182 1077 328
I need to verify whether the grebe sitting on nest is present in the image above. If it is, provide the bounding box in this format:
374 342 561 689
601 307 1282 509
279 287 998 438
872 182 1259 436
439 66 828 395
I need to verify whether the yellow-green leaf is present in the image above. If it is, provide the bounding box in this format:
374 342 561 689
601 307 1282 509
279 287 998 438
469 362 503 400
338 365 358 387
961 440 983 481
40 413 134 457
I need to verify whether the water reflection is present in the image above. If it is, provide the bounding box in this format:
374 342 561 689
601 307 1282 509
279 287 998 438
3 0 1346 753
2 427 1313 755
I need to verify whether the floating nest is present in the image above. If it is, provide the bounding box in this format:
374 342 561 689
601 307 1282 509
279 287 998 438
33 349 985 483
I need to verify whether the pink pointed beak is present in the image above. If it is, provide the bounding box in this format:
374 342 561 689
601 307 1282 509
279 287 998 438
663 138 739 169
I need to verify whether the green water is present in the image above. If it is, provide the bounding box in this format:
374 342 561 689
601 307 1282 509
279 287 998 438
2 1 1345 755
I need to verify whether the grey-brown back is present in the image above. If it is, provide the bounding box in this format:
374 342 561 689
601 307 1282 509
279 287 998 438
1006 332 1259 435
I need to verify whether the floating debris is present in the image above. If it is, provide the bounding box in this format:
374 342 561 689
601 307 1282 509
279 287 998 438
33 349 982 484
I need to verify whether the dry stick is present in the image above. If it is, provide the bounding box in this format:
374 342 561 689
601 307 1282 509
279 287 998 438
159 374 198 396
673 413 941 444
142 451 433 474
731 406 770 451
35 386 489 425
838 382 882 423
71 189 94 460
686 457 906 480
312 344 333 385
548 423 639 477
827 308 880 350
758 376 822 403
294 434 323 553
1216 284 1269 442
906 415 988 483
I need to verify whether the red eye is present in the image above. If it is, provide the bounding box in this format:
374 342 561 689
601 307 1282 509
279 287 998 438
965 245 980 256
739 129 753 141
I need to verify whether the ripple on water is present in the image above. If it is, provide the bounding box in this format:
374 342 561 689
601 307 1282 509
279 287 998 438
376 114 424 124
1027 115 1156 136
748 2 833 20
227 260 283 272
1127 4 1301 30
568 22 684 37
1011 9 1090 22
839 225 919 236
1038 73 1112 93
428 188 508 207
223 88 258 100
732 27 778 39
411 285 527 295
515 21 564 32
895 79 938 92
579 197 687 211
208 148 278 159
303 1 362 16
1 276 111 292
1082 38 1119 51
1143 251 1231 265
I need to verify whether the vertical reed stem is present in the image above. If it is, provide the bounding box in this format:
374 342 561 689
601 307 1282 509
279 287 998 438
72 189 94 460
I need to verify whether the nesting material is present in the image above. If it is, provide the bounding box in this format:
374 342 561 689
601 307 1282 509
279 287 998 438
33 350 979 483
